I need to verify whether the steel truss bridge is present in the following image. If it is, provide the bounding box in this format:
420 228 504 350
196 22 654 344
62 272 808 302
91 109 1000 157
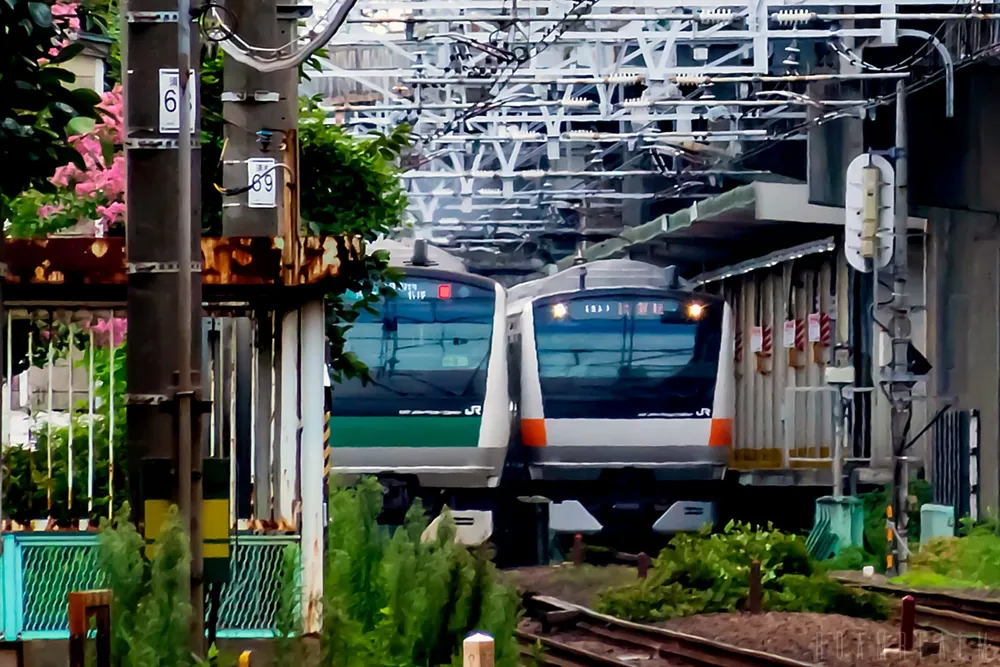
301 0 992 274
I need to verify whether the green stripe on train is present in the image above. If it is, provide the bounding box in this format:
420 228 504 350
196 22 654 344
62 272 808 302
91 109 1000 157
329 416 482 448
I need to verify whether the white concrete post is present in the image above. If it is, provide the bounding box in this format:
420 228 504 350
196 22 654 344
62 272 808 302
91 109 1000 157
300 300 325 634
277 309 299 526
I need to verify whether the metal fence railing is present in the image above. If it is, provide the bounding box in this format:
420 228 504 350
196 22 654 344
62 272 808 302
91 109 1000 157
782 386 874 473
0 306 305 641
932 408 980 521
1 532 299 640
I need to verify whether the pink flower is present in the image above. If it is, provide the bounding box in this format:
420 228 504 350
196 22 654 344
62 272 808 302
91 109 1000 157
44 86 127 236
92 317 127 348
38 204 65 219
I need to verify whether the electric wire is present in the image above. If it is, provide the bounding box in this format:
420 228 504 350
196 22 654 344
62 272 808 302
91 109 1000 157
421 0 601 143
730 37 1000 168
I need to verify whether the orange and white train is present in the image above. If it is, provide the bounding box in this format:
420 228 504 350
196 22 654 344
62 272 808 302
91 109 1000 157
503 258 736 548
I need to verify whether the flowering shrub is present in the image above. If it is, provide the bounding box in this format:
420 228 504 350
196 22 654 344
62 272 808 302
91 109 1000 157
8 85 125 238
43 1 82 61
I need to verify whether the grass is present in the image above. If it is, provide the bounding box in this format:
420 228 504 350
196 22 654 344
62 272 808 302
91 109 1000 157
506 564 640 608
593 522 890 623
892 517 1000 590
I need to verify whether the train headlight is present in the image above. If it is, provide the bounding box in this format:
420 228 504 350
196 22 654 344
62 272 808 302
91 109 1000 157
552 303 568 319
686 302 705 320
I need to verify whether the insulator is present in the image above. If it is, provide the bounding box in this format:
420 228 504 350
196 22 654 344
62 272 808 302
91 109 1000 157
674 73 709 86
621 98 650 108
773 9 814 24
607 72 641 84
562 97 593 108
698 8 735 23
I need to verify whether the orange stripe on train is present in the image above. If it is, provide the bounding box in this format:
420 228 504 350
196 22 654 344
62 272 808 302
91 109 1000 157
521 418 547 447
708 418 733 447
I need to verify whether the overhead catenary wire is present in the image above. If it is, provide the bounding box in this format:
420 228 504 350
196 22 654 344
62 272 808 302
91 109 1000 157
731 38 1000 168
421 0 601 143
210 0 362 72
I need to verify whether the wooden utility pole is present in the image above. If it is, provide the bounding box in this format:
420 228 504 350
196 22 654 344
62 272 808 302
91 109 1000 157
123 0 205 650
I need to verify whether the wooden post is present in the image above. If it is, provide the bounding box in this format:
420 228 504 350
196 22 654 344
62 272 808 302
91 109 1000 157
0 641 25 667
463 632 495 667
748 560 762 614
637 552 649 579
68 590 112 667
572 534 583 566
900 595 915 651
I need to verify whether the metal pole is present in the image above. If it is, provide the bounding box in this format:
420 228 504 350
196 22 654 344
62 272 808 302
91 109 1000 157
833 386 845 499
889 79 912 575
176 0 205 647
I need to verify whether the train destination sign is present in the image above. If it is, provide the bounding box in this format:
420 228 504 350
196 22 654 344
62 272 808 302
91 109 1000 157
559 298 685 320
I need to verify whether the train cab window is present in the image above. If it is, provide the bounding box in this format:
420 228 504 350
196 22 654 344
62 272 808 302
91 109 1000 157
338 277 496 398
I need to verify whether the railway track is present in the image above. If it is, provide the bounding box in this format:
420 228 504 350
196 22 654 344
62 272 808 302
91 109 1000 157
518 595 820 667
834 576 1000 644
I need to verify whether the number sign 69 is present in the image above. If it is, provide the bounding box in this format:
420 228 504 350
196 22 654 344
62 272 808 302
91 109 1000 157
247 158 277 209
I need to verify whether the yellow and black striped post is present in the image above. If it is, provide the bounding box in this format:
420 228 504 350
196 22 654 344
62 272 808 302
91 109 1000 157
324 411 331 482
140 459 173 561
203 458 231 583
140 457 231 583
886 503 895 573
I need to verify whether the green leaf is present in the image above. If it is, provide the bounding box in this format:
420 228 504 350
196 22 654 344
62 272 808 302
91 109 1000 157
38 67 77 84
66 115 96 135
27 2 52 27
69 87 102 109
47 42 85 64
101 136 115 166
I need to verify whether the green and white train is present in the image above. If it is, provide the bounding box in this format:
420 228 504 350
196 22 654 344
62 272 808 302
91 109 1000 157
327 238 734 560
327 239 511 523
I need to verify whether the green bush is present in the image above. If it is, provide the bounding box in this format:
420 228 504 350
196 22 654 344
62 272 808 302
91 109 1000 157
893 516 1000 589
861 480 933 569
98 502 198 667
595 521 889 623
322 476 521 667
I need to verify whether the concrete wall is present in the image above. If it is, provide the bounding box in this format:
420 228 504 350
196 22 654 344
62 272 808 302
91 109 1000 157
925 208 1000 512
814 61 1000 506
61 54 105 94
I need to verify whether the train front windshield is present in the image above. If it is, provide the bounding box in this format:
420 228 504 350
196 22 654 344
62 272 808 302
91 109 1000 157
336 277 495 408
532 294 722 419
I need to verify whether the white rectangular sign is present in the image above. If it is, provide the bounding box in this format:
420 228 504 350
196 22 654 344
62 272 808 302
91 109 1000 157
808 313 822 342
158 68 197 134
247 158 278 209
783 320 797 349
750 325 763 353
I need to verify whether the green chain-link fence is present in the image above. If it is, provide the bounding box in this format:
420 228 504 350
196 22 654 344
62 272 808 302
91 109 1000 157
1 532 299 639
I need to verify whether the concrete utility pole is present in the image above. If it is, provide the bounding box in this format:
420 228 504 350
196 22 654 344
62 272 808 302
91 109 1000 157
889 79 912 575
221 0 305 526
221 0 300 236
123 0 204 650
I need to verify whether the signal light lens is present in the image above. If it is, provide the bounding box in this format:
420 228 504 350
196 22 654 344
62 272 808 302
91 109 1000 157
552 303 568 319
438 284 452 299
686 302 705 320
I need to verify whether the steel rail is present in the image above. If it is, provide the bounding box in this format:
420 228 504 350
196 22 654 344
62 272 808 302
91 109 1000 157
517 630 638 666
834 576 1000 644
523 595 821 667
832 576 1000 620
